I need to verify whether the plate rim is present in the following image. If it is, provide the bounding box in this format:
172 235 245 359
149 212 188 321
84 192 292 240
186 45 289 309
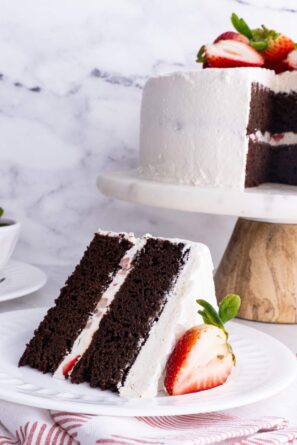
0 307 296 416
0 260 47 302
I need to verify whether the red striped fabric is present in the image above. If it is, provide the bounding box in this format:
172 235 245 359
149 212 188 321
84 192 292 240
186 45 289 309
0 409 296 445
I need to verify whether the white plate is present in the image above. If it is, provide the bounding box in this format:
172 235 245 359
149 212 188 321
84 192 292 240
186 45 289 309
0 261 47 302
98 170 297 223
0 308 296 416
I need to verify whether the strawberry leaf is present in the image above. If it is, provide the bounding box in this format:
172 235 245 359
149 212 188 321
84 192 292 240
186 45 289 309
197 295 241 331
0 208 3 218
196 45 206 63
198 309 220 328
219 294 241 323
231 13 253 39
251 41 268 50
197 299 224 330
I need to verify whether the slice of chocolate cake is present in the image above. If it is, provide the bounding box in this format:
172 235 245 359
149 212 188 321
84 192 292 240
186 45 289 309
19 230 216 398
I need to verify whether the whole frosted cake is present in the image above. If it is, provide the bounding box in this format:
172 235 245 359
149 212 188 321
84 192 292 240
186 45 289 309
139 14 297 189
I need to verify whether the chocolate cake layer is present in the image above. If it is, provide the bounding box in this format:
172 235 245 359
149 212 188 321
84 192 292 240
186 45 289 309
248 83 297 135
246 140 297 187
270 144 297 185
70 238 189 392
19 233 132 373
247 83 273 135
272 91 297 134
245 140 271 187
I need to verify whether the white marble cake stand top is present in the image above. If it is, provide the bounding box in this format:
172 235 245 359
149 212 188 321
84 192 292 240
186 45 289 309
97 170 297 223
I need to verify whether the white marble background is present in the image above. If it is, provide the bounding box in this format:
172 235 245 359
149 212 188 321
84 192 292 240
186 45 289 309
0 0 296 268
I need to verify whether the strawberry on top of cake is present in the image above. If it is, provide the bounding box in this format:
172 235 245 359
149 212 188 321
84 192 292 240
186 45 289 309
197 13 297 72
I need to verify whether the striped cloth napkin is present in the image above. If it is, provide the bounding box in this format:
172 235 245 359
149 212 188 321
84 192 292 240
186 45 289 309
0 402 296 445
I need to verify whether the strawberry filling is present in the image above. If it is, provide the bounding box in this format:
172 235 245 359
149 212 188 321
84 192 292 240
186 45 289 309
63 355 81 377
272 133 284 142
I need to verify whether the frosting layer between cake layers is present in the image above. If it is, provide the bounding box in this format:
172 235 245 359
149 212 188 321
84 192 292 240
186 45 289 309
139 68 297 189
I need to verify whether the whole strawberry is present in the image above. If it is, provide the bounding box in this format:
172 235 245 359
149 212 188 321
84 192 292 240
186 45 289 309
164 294 241 396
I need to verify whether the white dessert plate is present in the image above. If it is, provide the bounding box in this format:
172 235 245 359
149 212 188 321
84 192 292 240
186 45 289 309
0 307 296 416
0 261 47 302
97 170 297 223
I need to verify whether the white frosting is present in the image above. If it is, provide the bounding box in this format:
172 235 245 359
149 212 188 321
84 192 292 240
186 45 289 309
139 68 297 190
274 71 297 94
54 232 146 380
119 239 216 398
95 229 136 243
250 130 297 146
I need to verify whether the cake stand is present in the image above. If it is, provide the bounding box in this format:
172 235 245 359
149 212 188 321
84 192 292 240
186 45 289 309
97 170 297 324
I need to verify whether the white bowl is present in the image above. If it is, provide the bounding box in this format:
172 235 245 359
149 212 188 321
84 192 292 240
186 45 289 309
0 220 21 270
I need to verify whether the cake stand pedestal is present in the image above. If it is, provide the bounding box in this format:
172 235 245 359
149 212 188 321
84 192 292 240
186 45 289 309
215 218 297 323
97 170 297 324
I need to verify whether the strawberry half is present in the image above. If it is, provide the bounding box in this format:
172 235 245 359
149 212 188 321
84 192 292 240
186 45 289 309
165 325 233 396
286 49 297 70
204 40 264 68
164 295 241 396
214 31 249 45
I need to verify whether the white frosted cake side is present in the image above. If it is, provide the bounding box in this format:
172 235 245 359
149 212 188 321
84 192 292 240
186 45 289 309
139 68 275 189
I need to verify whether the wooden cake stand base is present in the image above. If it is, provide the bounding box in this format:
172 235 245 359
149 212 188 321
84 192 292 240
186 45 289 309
215 218 297 324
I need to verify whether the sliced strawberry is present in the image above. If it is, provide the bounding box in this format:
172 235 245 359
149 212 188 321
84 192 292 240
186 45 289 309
214 31 249 45
261 34 295 62
286 49 297 70
164 325 234 396
231 13 295 62
205 40 264 68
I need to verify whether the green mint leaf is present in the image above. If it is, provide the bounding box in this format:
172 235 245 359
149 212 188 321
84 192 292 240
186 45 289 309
219 294 241 323
197 299 224 329
231 13 253 39
196 45 206 63
0 208 3 218
251 41 268 50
